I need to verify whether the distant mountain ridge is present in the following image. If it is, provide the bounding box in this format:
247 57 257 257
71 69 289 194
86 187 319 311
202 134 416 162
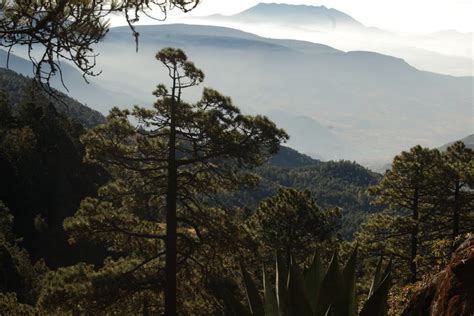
0 49 142 113
180 3 473 76
225 3 362 29
2 24 471 163
89 24 471 162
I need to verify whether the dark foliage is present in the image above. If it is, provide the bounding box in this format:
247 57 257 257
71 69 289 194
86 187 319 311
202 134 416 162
267 146 316 168
0 67 105 128
0 90 107 268
227 155 381 239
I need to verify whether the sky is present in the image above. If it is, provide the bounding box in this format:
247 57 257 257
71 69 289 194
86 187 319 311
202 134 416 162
111 0 474 34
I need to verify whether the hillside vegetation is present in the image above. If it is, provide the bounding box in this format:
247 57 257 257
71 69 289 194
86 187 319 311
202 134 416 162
0 68 104 128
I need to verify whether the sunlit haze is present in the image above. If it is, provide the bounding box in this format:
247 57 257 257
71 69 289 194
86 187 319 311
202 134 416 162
110 0 474 34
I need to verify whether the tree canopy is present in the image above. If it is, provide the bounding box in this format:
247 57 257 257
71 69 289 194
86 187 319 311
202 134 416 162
357 144 474 284
245 188 340 263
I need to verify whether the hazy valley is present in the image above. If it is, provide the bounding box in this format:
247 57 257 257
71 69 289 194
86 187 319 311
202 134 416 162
3 21 472 167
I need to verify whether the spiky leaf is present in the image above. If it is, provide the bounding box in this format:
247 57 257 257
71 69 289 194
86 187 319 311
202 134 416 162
359 267 391 316
368 256 384 298
263 267 279 316
287 258 313 316
341 245 358 316
276 252 289 315
241 264 265 316
218 283 253 316
324 306 333 316
303 252 324 314
315 252 342 316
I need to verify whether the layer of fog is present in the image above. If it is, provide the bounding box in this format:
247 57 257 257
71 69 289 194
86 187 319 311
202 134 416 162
2 23 472 170
88 25 472 166
169 17 473 77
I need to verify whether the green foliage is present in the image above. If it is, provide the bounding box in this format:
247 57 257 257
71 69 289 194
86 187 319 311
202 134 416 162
357 143 474 284
437 141 474 244
38 259 165 314
245 188 340 263
44 47 287 313
267 146 316 168
227 159 380 239
219 247 391 316
0 201 47 311
0 292 37 315
358 146 444 282
0 90 107 267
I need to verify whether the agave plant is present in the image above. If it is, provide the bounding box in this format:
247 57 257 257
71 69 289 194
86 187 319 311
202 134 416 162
221 247 391 316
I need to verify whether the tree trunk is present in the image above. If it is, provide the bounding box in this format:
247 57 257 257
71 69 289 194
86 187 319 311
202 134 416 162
410 188 419 283
452 181 460 250
165 72 178 316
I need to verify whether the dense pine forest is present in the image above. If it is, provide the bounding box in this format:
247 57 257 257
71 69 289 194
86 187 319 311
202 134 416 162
1 1 473 315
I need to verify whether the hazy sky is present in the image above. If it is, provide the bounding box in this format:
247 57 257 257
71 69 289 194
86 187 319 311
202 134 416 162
112 0 474 34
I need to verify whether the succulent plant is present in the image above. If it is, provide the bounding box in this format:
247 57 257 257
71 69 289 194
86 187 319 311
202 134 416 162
220 247 391 316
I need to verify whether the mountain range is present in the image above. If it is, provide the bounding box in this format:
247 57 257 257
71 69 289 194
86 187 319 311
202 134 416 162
0 49 141 113
1 20 472 165
208 3 362 29
178 3 473 76
89 24 472 163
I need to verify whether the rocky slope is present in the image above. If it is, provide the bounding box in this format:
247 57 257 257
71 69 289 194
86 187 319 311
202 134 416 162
402 235 474 315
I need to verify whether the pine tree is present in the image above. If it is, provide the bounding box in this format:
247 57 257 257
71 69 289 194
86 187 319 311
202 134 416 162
245 188 339 264
58 48 287 314
0 201 45 313
439 141 474 249
361 145 443 283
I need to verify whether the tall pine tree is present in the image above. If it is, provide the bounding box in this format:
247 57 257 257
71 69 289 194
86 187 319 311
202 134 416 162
360 146 443 282
439 141 474 249
53 48 287 314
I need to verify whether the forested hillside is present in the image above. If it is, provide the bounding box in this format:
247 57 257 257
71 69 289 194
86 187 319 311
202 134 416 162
0 68 104 128
0 88 108 268
229 147 381 238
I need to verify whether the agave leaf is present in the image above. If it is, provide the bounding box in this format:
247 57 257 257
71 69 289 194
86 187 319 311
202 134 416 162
341 245 358 316
368 256 384 298
287 257 313 316
324 306 333 316
219 283 253 316
276 252 289 315
359 267 391 316
382 258 392 283
263 267 279 316
241 264 265 316
315 251 342 316
304 252 324 314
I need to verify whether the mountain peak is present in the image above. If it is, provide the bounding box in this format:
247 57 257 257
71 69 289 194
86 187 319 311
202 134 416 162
234 2 362 28
244 2 335 14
